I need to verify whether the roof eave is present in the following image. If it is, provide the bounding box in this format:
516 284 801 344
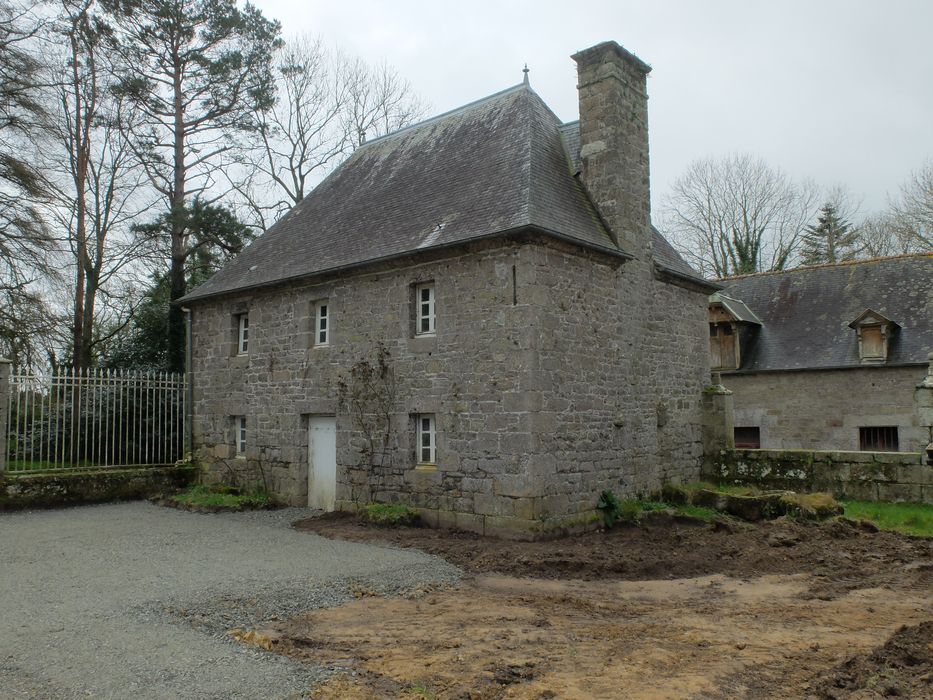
177 225 633 306
655 264 722 294
721 361 928 376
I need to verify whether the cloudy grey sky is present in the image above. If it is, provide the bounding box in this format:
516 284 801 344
254 0 933 214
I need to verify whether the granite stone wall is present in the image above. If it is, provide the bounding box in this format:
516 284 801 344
704 448 931 504
190 240 534 526
189 234 710 537
188 41 713 537
724 366 928 453
521 244 708 522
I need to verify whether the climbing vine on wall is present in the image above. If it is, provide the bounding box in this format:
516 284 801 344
337 343 397 501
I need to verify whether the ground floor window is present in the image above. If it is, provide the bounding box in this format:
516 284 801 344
234 416 247 456
859 426 898 452
734 426 761 449
417 414 436 464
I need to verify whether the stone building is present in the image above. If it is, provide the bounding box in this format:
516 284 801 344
710 254 933 453
180 41 718 537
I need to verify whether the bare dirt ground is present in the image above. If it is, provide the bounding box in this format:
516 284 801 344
237 513 932 699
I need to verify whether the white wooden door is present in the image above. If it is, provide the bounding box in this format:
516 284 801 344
308 416 337 511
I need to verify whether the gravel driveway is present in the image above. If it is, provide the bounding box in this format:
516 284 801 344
0 502 460 699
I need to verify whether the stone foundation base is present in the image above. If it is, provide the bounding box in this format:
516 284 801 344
704 449 931 504
0 465 197 511
336 499 603 540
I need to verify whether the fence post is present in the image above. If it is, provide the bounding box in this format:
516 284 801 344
916 352 933 466
0 358 10 474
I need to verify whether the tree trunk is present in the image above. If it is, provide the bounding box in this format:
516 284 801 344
70 29 89 370
79 266 99 369
167 53 187 374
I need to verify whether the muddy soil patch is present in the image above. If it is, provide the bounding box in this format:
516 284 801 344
294 512 931 599
809 621 933 699
239 574 930 699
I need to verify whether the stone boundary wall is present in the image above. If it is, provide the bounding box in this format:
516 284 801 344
0 465 197 511
703 449 931 504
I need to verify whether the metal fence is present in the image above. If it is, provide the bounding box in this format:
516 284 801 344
3 367 187 473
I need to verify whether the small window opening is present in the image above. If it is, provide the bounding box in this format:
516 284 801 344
415 283 436 336
237 313 249 355
859 426 898 452
417 414 436 464
314 301 329 346
734 426 761 449
235 416 247 456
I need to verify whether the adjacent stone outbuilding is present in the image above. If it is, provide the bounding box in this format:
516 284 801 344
180 41 719 537
711 254 933 454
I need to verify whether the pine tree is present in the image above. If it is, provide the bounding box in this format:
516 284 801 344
800 203 859 265
103 0 281 372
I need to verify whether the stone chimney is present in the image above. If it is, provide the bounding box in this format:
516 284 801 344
572 41 652 259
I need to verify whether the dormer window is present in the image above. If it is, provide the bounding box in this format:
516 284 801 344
848 309 898 364
707 293 761 371
709 322 738 370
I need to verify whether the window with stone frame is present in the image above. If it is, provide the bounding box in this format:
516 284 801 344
859 426 898 452
234 416 247 456
416 414 436 465
848 309 898 364
859 326 884 360
414 282 436 336
313 300 329 346
236 313 249 355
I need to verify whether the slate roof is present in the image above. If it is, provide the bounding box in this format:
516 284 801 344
650 226 713 286
182 82 709 303
717 254 933 372
710 292 762 325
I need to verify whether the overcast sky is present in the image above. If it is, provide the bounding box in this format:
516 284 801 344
254 0 933 215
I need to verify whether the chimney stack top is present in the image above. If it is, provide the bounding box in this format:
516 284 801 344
571 41 651 75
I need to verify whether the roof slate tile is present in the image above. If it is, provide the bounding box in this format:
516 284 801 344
719 254 933 371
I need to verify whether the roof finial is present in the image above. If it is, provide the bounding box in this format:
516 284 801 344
522 63 529 85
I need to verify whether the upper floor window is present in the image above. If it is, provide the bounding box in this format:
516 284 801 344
417 413 436 465
314 301 329 346
709 322 737 370
415 282 435 336
848 309 898 364
237 313 249 355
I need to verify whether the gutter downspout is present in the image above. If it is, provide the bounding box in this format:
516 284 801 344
183 307 194 458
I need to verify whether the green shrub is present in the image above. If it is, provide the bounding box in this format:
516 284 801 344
170 484 272 509
597 490 647 527
596 489 621 527
616 499 643 525
359 503 420 527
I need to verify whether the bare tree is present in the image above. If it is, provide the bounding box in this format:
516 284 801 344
46 79 152 369
0 1 61 365
891 160 933 251
0 1 55 287
45 0 152 368
232 36 427 230
661 154 818 278
856 213 917 258
232 36 350 229
343 57 427 149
